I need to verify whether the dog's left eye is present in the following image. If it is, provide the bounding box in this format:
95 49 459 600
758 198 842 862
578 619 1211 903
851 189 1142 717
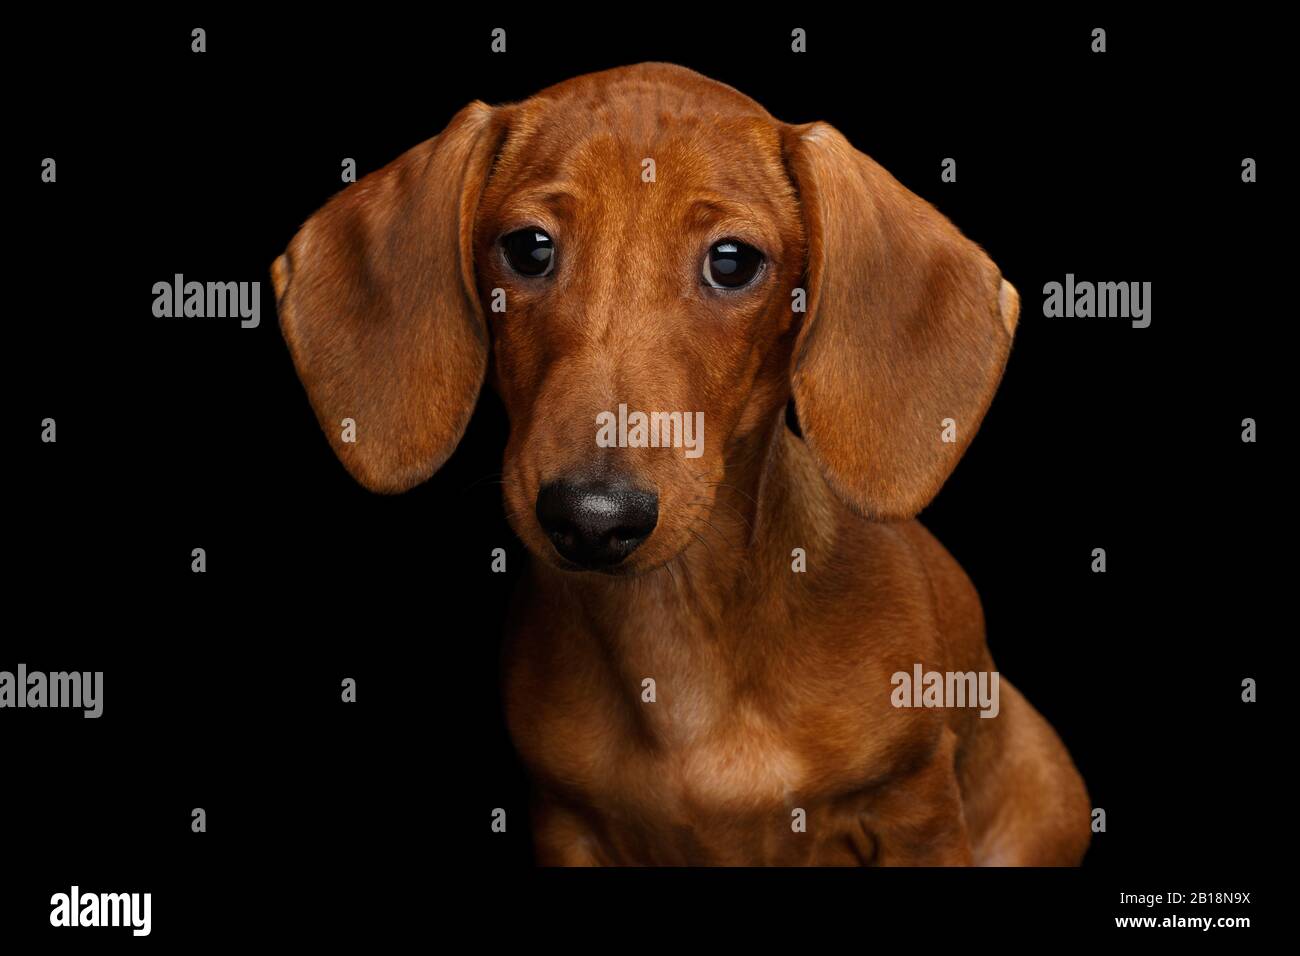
501 229 556 277
703 240 764 289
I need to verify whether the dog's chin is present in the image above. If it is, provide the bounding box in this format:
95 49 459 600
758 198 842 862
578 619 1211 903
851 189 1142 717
552 555 643 577
533 545 655 577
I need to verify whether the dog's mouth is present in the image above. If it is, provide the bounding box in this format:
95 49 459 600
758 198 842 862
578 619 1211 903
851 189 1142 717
544 526 650 574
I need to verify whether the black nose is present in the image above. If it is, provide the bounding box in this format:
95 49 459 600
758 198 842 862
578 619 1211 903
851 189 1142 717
535 480 659 569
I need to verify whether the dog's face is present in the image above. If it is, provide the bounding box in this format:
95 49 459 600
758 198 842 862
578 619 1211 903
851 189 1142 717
272 63 1019 575
472 76 805 573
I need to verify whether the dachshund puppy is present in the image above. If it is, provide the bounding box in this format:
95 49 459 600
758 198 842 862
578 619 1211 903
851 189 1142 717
272 63 1091 866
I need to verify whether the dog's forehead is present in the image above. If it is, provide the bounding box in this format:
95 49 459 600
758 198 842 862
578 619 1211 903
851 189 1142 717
485 64 785 201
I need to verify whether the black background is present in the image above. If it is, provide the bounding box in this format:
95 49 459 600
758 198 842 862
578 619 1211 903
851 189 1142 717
8 9 1280 944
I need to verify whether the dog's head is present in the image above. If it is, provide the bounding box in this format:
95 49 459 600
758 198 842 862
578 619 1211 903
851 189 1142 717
272 63 1018 575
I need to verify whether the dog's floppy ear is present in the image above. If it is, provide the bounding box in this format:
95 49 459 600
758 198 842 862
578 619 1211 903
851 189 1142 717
271 102 505 493
783 121 1019 520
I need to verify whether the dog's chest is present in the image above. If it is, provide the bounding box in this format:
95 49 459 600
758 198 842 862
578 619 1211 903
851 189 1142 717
503 585 942 863
642 701 809 810
520 684 911 864
510 649 912 856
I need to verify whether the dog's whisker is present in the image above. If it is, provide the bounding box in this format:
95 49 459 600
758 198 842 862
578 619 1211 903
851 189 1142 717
662 557 679 592
459 471 506 494
701 480 760 509
681 503 744 553
685 495 754 532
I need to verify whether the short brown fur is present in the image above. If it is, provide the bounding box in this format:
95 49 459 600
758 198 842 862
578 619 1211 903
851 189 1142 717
273 63 1090 866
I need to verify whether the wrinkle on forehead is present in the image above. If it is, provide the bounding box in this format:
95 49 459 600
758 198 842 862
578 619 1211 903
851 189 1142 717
482 63 784 193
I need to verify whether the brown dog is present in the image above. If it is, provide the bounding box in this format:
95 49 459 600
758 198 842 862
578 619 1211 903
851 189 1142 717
272 63 1090 865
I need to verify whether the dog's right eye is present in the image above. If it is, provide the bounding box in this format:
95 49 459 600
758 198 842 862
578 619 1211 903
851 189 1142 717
501 229 556 277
